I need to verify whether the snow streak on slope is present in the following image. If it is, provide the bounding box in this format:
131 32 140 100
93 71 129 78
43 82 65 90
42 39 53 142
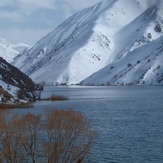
0 38 29 63
0 80 18 99
82 1 163 85
13 0 163 85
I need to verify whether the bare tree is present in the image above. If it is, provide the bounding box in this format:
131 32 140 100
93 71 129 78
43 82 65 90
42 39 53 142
43 109 97 163
0 112 24 163
0 109 97 163
17 113 42 163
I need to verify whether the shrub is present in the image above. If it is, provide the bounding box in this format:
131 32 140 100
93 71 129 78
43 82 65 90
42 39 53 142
0 109 97 163
110 66 114 70
154 23 161 33
157 65 160 69
18 113 42 163
0 112 24 163
137 60 141 64
40 95 69 101
50 95 69 101
44 109 97 163
127 63 132 67
147 33 152 39
16 89 35 101
0 102 33 109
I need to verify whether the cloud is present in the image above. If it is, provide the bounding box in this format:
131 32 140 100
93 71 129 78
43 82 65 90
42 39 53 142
64 0 101 11
0 11 23 21
17 0 55 15
0 0 101 44
53 0 101 20
19 0 55 8
0 0 55 15
0 0 13 7
0 0 101 16
0 0 55 9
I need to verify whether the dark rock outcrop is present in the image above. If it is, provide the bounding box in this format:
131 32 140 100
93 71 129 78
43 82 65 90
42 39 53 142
0 57 37 101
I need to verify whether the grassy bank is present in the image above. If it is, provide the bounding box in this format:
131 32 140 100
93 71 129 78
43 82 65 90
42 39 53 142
0 95 69 109
40 95 69 101
0 101 34 109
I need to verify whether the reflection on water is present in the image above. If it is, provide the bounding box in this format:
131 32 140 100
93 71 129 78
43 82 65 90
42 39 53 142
10 86 163 163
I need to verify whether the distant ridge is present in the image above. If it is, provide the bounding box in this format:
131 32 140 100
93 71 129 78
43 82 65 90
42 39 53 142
0 38 29 63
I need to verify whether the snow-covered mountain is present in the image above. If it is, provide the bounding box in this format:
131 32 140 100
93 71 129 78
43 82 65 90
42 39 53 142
0 38 29 63
0 57 36 103
13 0 163 85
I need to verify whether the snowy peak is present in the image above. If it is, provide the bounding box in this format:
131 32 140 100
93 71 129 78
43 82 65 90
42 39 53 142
13 0 163 85
0 38 29 63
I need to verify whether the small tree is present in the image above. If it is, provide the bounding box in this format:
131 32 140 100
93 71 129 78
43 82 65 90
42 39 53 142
17 113 42 163
137 60 141 64
0 113 24 163
43 109 97 163
127 63 132 67
110 66 114 70
0 109 97 163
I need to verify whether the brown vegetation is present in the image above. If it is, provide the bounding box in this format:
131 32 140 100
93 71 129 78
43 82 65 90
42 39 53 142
40 95 69 101
0 109 97 163
44 109 96 163
0 102 34 110
17 113 42 163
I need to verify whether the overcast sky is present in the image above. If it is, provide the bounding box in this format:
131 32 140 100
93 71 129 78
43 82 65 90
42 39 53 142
0 0 101 45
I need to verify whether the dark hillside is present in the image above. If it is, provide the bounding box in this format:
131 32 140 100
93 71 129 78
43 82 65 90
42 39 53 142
0 57 35 91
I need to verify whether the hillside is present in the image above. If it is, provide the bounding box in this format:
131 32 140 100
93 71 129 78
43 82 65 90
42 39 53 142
13 0 163 85
0 57 36 103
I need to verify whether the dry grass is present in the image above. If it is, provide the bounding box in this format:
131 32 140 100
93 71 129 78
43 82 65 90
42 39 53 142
0 102 34 109
40 95 69 101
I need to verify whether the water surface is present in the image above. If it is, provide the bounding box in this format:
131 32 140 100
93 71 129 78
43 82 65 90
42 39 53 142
12 86 163 163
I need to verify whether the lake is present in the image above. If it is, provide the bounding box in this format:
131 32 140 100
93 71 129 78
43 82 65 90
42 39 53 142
12 86 163 163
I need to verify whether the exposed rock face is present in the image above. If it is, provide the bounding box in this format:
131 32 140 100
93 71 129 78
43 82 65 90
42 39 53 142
0 86 13 103
0 57 36 102
0 57 35 91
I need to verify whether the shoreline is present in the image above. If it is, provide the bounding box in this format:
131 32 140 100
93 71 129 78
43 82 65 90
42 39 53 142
0 101 34 109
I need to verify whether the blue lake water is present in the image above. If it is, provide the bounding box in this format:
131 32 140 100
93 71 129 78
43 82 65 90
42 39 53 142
12 86 163 163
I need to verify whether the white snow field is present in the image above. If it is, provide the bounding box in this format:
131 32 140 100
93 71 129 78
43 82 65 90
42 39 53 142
13 0 163 85
0 38 29 63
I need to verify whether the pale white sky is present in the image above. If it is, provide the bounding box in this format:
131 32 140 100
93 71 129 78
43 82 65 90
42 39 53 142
0 0 100 45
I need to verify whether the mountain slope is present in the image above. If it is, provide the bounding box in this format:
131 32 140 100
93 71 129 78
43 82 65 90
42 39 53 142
0 38 29 63
13 0 163 85
82 1 163 85
0 57 36 103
